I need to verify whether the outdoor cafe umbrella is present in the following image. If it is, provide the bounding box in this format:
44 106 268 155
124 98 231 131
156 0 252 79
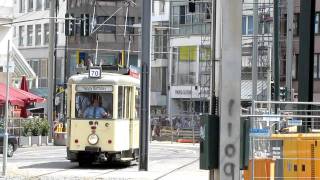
0 83 45 104
20 76 29 118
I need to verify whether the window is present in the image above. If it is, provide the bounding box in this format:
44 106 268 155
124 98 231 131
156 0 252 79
315 54 320 79
96 16 116 33
126 17 135 34
154 29 168 59
45 0 50 9
19 26 25 46
28 0 33 11
135 89 140 119
44 23 49 44
315 12 320 34
159 1 165 14
75 92 113 119
293 54 298 79
294 54 320 80
179 6 186 24
28 59 48 87
242 15 253 35
35 24 41 45
19 0 25 13
27 25 33 46
259 14 271 34
13 26 16 37
293 14 299 36
36 0 42 10
118 86 124 118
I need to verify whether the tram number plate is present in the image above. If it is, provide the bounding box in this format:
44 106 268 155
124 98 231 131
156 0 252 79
89 67 102 78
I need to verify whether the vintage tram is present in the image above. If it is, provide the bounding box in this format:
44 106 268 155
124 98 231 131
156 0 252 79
66 67 140 166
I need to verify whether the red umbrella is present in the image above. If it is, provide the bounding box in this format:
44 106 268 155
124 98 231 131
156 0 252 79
20 76 29 92
20 76 29 118
0 83 45 103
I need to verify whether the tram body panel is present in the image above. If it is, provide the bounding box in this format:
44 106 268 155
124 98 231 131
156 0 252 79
69 119 131 152
129 119 139 149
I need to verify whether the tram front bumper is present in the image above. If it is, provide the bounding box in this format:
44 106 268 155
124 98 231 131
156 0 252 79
85 146 101 152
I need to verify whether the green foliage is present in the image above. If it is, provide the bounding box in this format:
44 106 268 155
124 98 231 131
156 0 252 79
23 118 50 136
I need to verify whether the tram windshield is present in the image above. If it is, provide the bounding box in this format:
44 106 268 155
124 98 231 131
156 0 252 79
75 93 113 119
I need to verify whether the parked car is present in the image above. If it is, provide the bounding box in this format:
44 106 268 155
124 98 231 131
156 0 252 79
0 129 18 157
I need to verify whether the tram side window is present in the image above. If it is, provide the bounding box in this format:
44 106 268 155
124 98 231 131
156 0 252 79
135 89 140 119
75 93 113 119
118 86 131 119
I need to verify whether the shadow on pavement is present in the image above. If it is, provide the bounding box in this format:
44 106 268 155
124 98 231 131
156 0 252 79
18 161 136 170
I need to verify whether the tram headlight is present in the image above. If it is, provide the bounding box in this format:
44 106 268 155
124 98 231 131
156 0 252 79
88 134 99 145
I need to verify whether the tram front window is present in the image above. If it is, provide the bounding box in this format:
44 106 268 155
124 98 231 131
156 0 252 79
75 93 113 119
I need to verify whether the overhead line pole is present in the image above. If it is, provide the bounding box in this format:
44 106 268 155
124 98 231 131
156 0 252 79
252 0 258 101
273 0 280 113
48 0 56 140
209 0 217 179
139 0 151 171
286 0 294 101
2 40 10 176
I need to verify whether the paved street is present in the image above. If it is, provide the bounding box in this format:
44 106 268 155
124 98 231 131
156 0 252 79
0 141 208 180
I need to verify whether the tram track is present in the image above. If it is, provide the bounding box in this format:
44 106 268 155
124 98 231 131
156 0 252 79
153 158 200 180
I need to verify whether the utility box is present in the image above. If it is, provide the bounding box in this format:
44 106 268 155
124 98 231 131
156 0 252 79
199 114 219 170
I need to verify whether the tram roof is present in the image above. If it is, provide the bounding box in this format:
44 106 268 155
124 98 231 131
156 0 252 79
68 73 140 87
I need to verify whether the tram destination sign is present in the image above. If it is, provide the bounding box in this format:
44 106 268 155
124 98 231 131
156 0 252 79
76 85 113 92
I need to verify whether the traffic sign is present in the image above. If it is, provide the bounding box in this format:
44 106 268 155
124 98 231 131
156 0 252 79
288 119 302 126
249 128 270 137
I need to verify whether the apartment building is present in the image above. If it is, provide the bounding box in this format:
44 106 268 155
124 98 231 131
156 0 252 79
168 0 211 117
280 0 320 101
0 0 36 86
12 0 66 88
65 0 141 77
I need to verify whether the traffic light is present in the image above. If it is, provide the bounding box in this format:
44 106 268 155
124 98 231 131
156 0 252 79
280 87 287 101
80 14 90 36
189 0 195 13
65 13 75 36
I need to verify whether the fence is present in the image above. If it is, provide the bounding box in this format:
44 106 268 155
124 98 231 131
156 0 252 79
150 114 200 143
242 101 320 180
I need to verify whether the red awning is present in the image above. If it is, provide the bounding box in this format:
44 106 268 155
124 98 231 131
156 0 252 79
0 83 46 105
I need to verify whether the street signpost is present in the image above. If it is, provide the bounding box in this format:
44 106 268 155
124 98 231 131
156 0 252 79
249 128 270 137
288 119 303 126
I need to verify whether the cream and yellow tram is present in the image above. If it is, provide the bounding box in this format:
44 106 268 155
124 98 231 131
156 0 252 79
66 71 140 166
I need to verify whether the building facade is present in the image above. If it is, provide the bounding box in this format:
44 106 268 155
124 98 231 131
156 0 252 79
0 0 36 87
66 0 141 78
168 0 211 119
12 0 66 88
150 0 170 119
280 0 320 101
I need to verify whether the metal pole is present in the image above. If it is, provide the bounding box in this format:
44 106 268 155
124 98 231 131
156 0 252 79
139 0 151 171
95 35 99 65
251 101 256 180
267 47 272 113
273 0 280 111
252 0 258 101
219 0 241 179
209 0 217 179
168 47 173 143
2 40 10 176
48 0 55 141
286 0 294 101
